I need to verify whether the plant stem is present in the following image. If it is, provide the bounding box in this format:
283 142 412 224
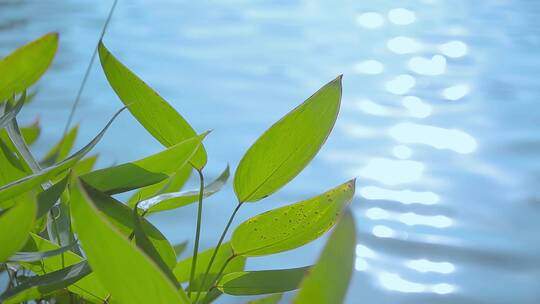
188 168 205 297
200 254 236 303
62 0 118 138
194 202 243 303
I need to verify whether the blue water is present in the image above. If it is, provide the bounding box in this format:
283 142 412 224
1 0 540 303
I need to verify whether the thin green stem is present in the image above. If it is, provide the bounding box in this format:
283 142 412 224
194 202 243 303
62 0 118 138
200 254 236 303
188 169 205 297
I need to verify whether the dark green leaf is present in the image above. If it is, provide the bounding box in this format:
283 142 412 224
231 179 355 256
234 76 342 202
174 241 188 257
217 266 310 295
293 210 356 304
77 182 177 269
35 174 69 219
0 261 91 304
80 133 205 194
41 125 79 166
246 293 283 304
71 178 190 303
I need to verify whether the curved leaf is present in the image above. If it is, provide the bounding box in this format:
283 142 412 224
98 41 207 169
293 210 356 304
234 76 342 202
20 233 109 303
0 107 125 202
0 33 59 101
71 179 190 304
0 197 36 261
0 261 91 304
231 179 355 256
81 133 205 194
137 165 229 213
41 125 79 166
127 163 192 207
217 266 310 295
173 242 245 284
9 242 77 262
77 182 177 269
0 93 25 129
35 174 69 219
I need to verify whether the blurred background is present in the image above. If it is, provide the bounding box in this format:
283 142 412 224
1 0 540 303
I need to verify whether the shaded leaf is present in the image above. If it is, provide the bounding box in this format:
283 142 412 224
137 165 229 214
293 210 356 304
0 33 59 101
81 133 205 194
77 182 176 269
132 202 178 283
234 76 342 202
20 233 109 303
0 107 125 202
0 261 91 304
217 266 310 295
98 41 207 169
246 294 283 304
9 242 77 262
174 241 188 257
70 178 190 304
231 179 355 256
20 120 40 145
35 174 69 219
0 197 36 262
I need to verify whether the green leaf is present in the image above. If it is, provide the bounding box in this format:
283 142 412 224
41 125 79 166
8 242 77 262
35 174 69 219
174 241 188 257
0 107 125 202
20 120 41 145
234 76 342 202
0 261 91 304
127 163 192 207
293 210 356 304
0 33 59 101
0 197 36 261
246 294 283 304
231 179 355 256
98 41 207 169
0 93 25 129
217 266 310 295
173 242 245 284
137 165 229 214
70 178 190 304
76 182 177 270
20 233 109 303
72 155 98 176
0 136 29 209
81 133 205 194
132 202 178 284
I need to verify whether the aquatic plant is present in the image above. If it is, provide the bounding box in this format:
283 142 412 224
0 31 357 304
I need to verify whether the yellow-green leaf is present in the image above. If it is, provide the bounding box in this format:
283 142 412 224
293 210 356 304
234 76 342 202
0 33 58 101
70 179 190 304
41 125 79 166
98 41 207 169
231 179 355 256
0 197 36 262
